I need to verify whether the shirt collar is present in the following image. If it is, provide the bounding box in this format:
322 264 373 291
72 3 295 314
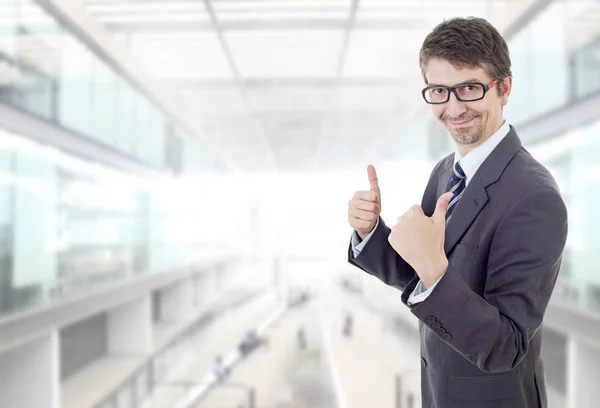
454 121 510 184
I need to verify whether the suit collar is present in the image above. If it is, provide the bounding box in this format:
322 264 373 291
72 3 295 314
477 125 522 187
454 120 511 188
443 126 522 255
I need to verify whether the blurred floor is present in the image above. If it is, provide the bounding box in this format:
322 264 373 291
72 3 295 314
139 292 280 408
186 287 421 408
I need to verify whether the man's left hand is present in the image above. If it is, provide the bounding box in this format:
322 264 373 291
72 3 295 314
388 192 454 288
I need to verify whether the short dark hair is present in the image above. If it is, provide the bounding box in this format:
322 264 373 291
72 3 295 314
419 17 512 94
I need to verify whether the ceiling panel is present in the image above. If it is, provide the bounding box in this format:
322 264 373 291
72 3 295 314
342 30 423 78
333 84 415 111
128 32 235 79
177 87 248 116
225 30 345 78
325 111 394 142
198 113 263 141
245 87 333 112
213 0 352 12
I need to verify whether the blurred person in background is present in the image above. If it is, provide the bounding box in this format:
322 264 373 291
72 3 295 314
342 312 354 338
212 355 229 382
347 17 568 408
297 326 307 349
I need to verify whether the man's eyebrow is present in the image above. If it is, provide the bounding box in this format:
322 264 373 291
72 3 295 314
426 78 482 87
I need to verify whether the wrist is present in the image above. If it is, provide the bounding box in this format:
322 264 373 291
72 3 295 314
420 258 449 289
357 225 376 241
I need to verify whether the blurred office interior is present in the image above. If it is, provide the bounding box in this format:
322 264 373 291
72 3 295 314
1 0 600 407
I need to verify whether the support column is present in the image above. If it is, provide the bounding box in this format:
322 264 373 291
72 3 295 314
160 277 194 321
0 332 59 408
207 264 220 302
108 295 152 355
567 336 600 408
194 270 215 307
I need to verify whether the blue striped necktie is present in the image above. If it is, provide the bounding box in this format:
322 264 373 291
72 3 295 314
446 161 466 219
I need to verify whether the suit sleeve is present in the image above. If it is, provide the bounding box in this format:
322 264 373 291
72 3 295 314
348 216 416 290
409 187 568 373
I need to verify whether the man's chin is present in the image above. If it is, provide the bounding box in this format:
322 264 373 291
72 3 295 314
450 131 480 146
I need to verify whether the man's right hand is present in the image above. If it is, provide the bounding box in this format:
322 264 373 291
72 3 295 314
348 164 382 241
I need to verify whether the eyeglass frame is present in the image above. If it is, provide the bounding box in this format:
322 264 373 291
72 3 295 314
421 80 499 104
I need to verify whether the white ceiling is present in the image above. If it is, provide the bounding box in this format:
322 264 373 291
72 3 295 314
81 0 534 172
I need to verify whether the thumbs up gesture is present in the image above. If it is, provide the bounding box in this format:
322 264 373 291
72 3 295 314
348 165 381 240
387 193 453 289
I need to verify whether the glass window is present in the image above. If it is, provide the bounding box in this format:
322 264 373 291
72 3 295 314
18 0 62 80
90 56 117 146
505 1 570 124
0 130 14 314
0 126 156 317
563 119 600 312
136 101 165 168
572 37 600 100
14 65 54 118
114 78 137 154
0 0 17 58
58 35 93 135
13 0 61 119
12 139 57 289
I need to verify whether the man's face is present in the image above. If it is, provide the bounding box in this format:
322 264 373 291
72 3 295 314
424 58 511 153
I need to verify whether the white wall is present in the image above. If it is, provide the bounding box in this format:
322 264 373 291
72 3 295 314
0 332 59 408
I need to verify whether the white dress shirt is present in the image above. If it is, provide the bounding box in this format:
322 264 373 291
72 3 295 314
351 121 511 305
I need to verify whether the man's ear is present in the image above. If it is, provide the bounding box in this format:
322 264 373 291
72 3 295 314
500 77 512 106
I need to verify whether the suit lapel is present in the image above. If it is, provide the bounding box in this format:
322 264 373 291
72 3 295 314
442 126 523 256
444 175 488 254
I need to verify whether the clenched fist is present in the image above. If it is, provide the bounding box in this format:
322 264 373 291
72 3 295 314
387 192 453 288
348 165 381 240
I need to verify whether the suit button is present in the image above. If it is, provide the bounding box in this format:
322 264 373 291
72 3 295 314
425 316 436 324
431 322 441 329
442 333 452 341
421 357 427 368
435 328 446 336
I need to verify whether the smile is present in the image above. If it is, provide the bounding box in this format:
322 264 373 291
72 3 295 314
449 117 475 126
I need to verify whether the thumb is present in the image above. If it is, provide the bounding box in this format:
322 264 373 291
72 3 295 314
432 192 454 223
367 164 380 198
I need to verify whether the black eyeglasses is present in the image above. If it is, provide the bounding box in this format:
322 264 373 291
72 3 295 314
422 80 498 104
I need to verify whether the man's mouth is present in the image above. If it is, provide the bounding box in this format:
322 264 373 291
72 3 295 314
447 117 476 126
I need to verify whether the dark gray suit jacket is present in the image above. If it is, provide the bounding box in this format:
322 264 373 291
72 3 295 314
348 127 568 408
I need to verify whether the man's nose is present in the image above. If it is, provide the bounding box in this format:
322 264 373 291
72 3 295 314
445 92 468 117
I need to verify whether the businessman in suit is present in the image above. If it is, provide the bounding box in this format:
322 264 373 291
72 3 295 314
347 17 568 408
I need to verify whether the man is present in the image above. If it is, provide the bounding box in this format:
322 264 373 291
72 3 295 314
347 17 568 408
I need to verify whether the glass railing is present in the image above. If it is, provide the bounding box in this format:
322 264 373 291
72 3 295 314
570 34 600 101
0 0 219 173
0 125 233 319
